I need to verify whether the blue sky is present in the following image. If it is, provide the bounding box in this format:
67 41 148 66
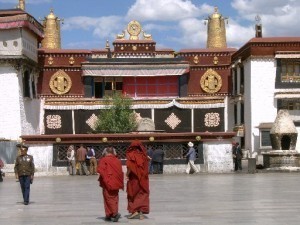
1 0 300 51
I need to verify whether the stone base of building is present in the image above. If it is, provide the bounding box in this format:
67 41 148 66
262 150 300 168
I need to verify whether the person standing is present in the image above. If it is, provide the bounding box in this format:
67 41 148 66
152 146 164 174
185 142 199 174
126 140 150 220
76 144 89 176
87 146 97 175
147 145 154 174
15 144 22 182
232 142 243 171
0 158 4 182
67 145 76 175
97 146 124 222
14 145 35 205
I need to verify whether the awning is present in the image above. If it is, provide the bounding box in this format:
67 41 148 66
275 54 300 59
82 64 189 77
274 93 300 99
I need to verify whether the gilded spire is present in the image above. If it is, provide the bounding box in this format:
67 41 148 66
19 0 25 10
41 9 62 49
206 7 227 48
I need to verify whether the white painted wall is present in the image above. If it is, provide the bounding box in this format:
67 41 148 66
0 66 22 140
204 141 233 172
0 65 40 139
22 29 39 62
0 29 38 62
244 58 277 156
0 29 22 56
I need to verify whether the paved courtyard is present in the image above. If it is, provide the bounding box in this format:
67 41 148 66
1 173 300 225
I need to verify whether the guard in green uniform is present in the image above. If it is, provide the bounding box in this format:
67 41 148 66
14 145 35 205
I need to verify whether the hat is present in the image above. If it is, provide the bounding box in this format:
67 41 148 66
16 144 22 148
19 145 29 150
188 142 194 147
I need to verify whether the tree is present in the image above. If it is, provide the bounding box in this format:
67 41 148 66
94 93 137 133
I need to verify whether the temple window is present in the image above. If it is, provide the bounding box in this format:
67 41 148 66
260 130 272 148
279 100 300 110
123 76 178 98
257 123 273 149
94 77 123 98
280 60 300 82
23 70 30 98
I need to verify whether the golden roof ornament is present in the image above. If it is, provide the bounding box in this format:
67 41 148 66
41 9 63 49
127 20 142 40
205 7 228 48
49 70 72 95
18 0 25 10
200 69 222 93
116 21 152 41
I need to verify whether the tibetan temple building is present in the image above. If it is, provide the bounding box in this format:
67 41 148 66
1 1 300 174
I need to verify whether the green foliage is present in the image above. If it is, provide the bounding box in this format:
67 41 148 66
94 93 137 133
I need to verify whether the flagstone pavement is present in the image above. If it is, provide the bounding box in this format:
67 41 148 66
1 172 300 225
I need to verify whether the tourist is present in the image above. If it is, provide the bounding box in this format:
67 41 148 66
152 146 164 174
185 142 199 174
232 142 242 171
14 145 35 205
76 144 89 175
147 145 154 174
67 145 76 175
0 158 4 182
15 144 22 182
97 146 124 222
87 146 97 175
126 140 150 220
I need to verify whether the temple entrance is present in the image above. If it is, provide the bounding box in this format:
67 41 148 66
281 135 291 150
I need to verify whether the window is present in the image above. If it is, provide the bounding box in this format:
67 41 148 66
31 78 36 98
260 130 272 148
279 100 300 110
94 77 123 98
281 60 300 82
23 71 30 98
123 76 178 97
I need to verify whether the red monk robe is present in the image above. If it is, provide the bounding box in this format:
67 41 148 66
97 151 124 221
126 140 150 219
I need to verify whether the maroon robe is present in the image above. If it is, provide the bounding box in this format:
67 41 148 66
126 140 150 214
97 155 124 217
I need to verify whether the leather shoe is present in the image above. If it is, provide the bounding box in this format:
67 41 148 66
111 213 121 222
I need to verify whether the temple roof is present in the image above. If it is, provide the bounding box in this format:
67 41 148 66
179 48 237 53
82 57 189 77
84 57 187 64
0 9 44 39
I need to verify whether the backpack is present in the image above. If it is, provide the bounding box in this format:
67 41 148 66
87 149 94 157
67 149 72 158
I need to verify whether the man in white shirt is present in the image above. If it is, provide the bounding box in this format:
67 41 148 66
67 145 76 175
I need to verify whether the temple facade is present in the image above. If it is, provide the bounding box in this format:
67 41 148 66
1 1 299 174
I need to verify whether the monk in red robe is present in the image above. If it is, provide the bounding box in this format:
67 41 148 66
97 147 124 222
126 140 150 220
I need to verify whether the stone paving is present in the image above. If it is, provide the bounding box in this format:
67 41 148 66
1 173 300 225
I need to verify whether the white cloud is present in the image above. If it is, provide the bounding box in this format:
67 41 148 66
226 20 255 48
231 0 300 38
172 18 206 49
126 0 212 22
62 16 123 39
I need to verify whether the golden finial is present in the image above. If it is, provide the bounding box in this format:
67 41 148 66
41 9 62 49
19 0 25 10
205 7 228 48
105 40 110 49
142 30 152 40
